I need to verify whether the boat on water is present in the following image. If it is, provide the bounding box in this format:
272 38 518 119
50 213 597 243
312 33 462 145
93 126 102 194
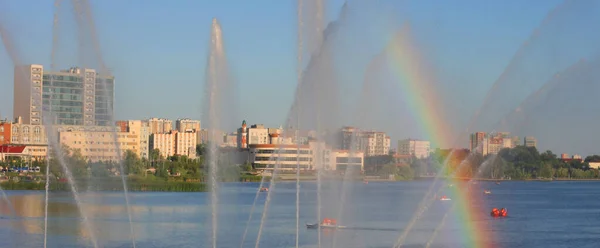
491 208 507 217
306 218 345 229
484 190 491 194
440 195 451 201
259 187 269 192
495 181 501 185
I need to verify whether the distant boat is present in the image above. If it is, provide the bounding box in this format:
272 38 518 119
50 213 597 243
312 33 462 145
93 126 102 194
495 182 501 185
306 223 345 229
484 190 491 194
307 218 345 229
259 187 269 192
440 195 451 201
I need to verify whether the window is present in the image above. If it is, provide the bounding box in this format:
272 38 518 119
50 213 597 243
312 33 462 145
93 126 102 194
12 126 18 133
11 136 17 142
0 126 3 132
34 127 40 134
23 127 29 133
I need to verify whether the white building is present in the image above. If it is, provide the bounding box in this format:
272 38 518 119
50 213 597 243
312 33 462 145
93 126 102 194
331 150 364 171
150 133 175 158
175 131 197 158
398 139 431 159
247 124 269 145
249 144 313 171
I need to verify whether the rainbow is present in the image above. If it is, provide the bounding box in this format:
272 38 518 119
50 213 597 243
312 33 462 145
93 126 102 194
386 24 492 247
386 24 452 149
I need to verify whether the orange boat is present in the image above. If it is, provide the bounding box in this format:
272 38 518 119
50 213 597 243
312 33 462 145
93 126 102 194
491 208 507 217
306 218 345 229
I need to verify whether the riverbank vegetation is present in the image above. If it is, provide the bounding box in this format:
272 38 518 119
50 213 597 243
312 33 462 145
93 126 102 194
363 146 600 181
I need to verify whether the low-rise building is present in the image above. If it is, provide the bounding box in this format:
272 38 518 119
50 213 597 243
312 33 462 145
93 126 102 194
58 129 138 162
249 144 313 171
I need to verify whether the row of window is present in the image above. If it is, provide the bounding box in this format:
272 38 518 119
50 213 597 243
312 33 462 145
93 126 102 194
254 157 311 162
254 149 311 154
11 126 42 134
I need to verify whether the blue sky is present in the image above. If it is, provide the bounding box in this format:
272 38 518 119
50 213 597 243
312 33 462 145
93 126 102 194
0 0 568 143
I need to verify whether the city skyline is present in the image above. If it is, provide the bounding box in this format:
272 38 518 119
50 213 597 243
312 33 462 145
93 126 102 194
1 0 597 155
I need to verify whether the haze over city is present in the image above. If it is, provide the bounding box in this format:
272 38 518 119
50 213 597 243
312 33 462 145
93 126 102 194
0 0 598 154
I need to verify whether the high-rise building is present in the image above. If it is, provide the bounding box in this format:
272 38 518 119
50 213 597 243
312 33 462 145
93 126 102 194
364 131 391 156
524 136 537 148
469 132 486 152
147 118 172 134
175 118 200 132
398 139 431 159
13 65 114 126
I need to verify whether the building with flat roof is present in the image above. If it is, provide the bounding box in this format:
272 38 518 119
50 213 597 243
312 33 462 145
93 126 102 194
13 65 114 126
398 139 431 159
249 144 313 171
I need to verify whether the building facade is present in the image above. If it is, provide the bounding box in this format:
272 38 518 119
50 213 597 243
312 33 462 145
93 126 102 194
524 136 537 147
58 129 137 162
338 127 390 157
149 130 198 158
398 139 431 159
175 118 200 132
249 144 313 171
14 65 114 126
147 118 172 134
116 120 150 159
331 150 364 171
469 132 486 153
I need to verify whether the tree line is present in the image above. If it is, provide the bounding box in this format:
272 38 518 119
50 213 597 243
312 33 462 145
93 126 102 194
365 146 600 180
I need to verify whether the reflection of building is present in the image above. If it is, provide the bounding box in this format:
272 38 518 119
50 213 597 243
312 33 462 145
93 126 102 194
14 65 114 126
398 139 431 159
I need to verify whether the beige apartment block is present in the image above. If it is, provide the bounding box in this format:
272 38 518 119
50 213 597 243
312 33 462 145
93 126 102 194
116 120 150 159
59 130 139 162
150 130 198 158
148 118 172 134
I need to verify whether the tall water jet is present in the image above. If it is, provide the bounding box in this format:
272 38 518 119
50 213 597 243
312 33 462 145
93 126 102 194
295 1 303 248
466 0 600 135
71 1 136 246
203 18 231 248
44 1 62 247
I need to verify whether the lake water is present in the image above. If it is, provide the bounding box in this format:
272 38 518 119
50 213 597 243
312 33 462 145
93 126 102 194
0 181 598 247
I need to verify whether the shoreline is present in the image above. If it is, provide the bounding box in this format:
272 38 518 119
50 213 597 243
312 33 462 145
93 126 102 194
2 177 599 192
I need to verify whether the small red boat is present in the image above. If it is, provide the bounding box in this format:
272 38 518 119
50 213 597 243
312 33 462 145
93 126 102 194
491 208 507 217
